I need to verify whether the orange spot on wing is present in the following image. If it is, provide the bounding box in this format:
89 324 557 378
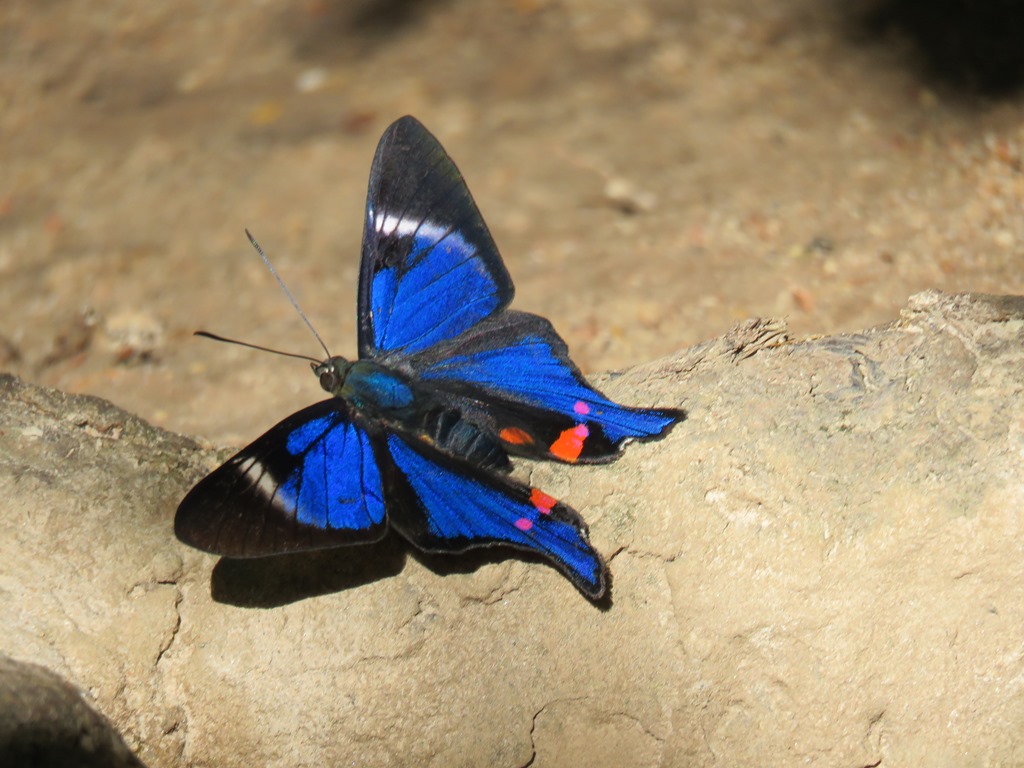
499 427 534 446
549 424 589 462
530 488 557 514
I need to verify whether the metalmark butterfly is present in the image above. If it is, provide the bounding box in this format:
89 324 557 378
175 116 684 599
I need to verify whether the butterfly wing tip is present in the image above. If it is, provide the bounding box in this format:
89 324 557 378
644 406 686 439
581 571 611 604
666 407 687 428
173 509 199 547
174 507 245 558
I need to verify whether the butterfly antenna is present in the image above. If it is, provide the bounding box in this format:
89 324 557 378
193 331 323 363
245 228 332 360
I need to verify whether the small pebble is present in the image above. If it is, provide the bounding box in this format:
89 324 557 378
296 68 327 93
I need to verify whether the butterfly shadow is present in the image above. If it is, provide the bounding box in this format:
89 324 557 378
210 536 407 608
407 548 614 610
209 537 612 609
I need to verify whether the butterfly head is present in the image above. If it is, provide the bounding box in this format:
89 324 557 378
313 356 353 396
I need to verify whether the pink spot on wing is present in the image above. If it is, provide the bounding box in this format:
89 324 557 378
514 517 533 531
574 400 590 415
573 424 590 438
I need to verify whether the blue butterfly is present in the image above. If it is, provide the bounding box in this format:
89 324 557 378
175 116 685 599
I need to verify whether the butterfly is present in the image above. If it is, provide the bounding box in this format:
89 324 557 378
175 116 685 600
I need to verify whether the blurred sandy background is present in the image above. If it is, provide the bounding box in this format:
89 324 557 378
2 0 1022 445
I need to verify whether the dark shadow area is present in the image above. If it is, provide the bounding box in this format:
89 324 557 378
409 546 613 610
0 656 148 768
858 0 1024 95
211 535 407 607
211 534 612 609
282 0 456 62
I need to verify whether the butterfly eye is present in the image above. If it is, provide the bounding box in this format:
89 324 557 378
319 370 339 392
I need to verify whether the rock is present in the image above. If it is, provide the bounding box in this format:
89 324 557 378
0 655 147 767
1 290 1023 766
0 375 193 766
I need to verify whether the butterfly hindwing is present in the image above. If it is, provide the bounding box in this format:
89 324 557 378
407 310 684 463
358 116 513 358
377 431 607 599
175 399 388 557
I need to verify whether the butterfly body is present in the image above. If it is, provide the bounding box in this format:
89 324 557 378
317 355 510 471
176 116 685 599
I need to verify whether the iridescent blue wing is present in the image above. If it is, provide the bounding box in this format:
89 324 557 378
409 311 685 464
357 116 514 358
358 117 682 462
175 399 388 557
379 432 607 599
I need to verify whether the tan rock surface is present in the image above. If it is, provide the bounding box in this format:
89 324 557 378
2 290 1023 766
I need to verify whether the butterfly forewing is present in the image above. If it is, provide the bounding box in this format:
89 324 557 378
358 117 513 358
175 400 388 557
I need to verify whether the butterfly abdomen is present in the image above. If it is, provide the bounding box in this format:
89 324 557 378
421 406 510 472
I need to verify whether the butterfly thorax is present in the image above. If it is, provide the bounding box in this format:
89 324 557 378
314 356 510 471
316 357 415 414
